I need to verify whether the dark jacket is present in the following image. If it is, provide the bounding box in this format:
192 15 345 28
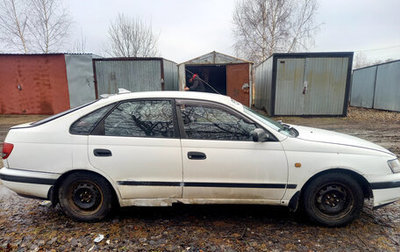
188 76 205 92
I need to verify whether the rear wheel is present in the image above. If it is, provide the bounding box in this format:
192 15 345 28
58 172 113 222
302 173 364 227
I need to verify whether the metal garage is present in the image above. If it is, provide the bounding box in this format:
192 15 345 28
93 57 178 98
350 60 400 112
254 52 353 116
178 51 253 106
0 53 98 114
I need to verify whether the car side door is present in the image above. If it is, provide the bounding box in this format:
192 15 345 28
176 99 289 202
87 99 183 200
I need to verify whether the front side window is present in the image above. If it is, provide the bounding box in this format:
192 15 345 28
101 100 175 138
179 104 257 141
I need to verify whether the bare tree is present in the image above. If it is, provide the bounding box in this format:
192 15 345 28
29 0 72 53
70 29 87 53
354 51 395 69
353 52 369 69
0 0 72 53
372 58 394 65
0 0 29 53
232 0 319 63
108 13 158 57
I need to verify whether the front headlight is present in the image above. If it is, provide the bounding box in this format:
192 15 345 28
388 158 400 173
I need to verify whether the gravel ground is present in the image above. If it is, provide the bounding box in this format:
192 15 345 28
0 107 400 251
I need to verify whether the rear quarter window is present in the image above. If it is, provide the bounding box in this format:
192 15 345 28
70 104 115 135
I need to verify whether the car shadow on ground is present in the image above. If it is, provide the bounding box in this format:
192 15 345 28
113 203 310 225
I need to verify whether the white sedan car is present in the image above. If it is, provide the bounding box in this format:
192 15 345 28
1 91 399 226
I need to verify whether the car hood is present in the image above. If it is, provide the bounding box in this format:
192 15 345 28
292 125 394 155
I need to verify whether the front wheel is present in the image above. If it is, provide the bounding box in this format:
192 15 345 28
58 172 113 222
302 173 364 227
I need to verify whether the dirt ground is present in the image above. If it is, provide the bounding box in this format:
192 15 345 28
0 107 400 251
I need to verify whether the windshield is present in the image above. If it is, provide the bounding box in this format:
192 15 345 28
242 107 296 137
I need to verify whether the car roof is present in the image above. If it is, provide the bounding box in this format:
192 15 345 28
101 91 235 106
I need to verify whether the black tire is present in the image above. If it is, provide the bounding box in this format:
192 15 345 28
302 173 364 227
58 172 113 222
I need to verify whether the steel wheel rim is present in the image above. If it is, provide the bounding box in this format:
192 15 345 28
314 183 354 217
68 180 103 214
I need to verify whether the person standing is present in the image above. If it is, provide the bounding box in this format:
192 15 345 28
184 73 205 92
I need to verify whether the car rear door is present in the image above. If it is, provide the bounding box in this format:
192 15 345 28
176 99 289 202
88 99 183 200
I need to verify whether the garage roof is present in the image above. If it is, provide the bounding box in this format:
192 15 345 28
180 51 252 65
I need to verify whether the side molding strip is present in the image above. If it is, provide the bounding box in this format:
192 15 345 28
117 180 297 189
118 181 181 186
0 174 56 185
0 174 299 190
371 181 400 189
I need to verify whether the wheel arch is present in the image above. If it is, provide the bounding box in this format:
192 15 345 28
48 169 121 208
289 168 372 211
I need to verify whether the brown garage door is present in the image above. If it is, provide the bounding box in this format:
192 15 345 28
226 63 250 106
0 55 70 114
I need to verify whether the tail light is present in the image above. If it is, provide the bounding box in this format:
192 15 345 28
1 142 14 159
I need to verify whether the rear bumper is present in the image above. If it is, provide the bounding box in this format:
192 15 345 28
0 167 60 199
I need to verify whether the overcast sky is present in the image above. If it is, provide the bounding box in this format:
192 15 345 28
68 0 400 63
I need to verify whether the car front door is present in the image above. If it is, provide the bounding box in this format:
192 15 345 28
88 99 182 200
176 99 288 202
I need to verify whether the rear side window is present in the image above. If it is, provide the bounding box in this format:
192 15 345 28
99 100 175 138
70 104 114 135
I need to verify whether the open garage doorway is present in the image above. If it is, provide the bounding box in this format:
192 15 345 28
179 51 253 106
185 65 226 95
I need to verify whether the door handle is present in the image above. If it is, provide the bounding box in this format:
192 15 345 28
187 152 206 160
94 149 112 157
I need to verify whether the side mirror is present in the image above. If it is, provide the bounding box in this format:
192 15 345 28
250 128 270 142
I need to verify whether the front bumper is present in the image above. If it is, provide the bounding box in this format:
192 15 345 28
370 173 400 208
372 187 400 208
0 167 60 199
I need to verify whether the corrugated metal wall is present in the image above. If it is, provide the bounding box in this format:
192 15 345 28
0 54 70 114
163 59 179 91
65 54 96 108
94 59 162 96
274 58 305 115
254 57 273 112
351 60 400 112
374 61 400 111
350 66 376 108
254 53 352 116
178 64 186 90
302 57 349 115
